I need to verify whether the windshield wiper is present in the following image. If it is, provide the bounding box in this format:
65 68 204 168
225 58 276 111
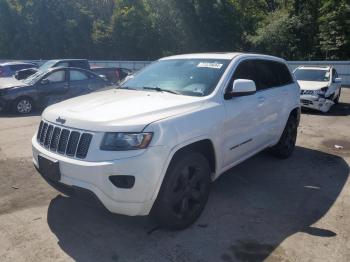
118 86 137 90
142 86 181 95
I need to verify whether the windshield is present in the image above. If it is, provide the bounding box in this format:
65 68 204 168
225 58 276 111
294 69 330 82
22 70 46 85
121 59 230 96
39 60 58 71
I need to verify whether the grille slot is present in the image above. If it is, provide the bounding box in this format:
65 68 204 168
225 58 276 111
37 121 43 140
57 129 70 154
50 127 61 151
66 131 80 156
300 90 314 95
76 133 93 159
37 121 93 159
44 125 54 148
40 123 48 144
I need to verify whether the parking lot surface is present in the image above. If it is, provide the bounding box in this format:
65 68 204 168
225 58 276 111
0 89 350 262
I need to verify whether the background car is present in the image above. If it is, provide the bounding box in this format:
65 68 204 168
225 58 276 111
294 66 342 113
91 67 132 84
15 59 90 80
0 62 38 78
0 67 108 114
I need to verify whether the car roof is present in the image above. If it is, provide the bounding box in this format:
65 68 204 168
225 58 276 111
0 61 36 66
47 59 88 62
297 66 331 71
161 52 243 60
160 52 287 63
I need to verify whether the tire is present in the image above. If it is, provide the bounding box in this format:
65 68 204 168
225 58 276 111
151 151 211 230
269 115 298 159
12 97 34 114
334 88 341 104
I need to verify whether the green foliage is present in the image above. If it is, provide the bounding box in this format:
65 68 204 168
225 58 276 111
319 0 350 59
0 0 349 60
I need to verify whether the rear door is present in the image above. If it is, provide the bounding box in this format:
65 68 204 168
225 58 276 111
254 60 293 144
68 69 92 98
37 69 69 106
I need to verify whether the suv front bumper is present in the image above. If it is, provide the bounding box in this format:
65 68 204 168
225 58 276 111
32 136 169 216
300 95 334 113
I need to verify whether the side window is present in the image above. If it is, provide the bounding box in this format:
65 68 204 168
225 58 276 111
46 70 66 83
231 60 257 86
332 69 338 82
271 61 294 86
70 70 89 81
254 60 279 90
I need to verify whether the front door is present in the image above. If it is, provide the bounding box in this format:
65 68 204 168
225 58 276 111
221 60 263 168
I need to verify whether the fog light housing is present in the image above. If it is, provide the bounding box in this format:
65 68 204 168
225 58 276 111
109 175 135 189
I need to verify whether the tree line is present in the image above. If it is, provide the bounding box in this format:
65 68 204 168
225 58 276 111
0 0 349 61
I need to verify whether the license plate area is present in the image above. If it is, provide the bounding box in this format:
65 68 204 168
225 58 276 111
38 154 61 181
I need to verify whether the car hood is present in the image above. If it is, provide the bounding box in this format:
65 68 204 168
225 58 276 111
297 80 329 90
0 77 28 89
43 89 204 132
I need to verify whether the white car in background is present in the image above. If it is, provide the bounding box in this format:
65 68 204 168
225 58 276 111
294 66 342 113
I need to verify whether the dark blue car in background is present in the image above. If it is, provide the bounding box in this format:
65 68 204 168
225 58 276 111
0 62 38 78
0 67 108 114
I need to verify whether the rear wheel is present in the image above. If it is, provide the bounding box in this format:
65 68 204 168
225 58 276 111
12 97 34 114
151 151 211 230
269 115 298 159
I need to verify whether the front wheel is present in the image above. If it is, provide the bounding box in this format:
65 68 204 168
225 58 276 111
151 151 211 230
269 115 298 159
12 97 34 114
334 88 341 104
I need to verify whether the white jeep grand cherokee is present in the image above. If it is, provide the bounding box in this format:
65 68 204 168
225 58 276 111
32 53 300 229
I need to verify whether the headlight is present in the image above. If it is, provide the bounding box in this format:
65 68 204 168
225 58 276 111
100 132 153 151
313 87 328 96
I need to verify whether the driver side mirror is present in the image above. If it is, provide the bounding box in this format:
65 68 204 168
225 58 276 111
41 78 50 85
225 79 256 100
334 77 342 83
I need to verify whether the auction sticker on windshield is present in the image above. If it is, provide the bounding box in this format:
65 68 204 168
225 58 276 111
197 62 223 69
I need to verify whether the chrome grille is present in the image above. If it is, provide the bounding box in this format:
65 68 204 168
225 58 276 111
37 121 93 159
300 90 314 95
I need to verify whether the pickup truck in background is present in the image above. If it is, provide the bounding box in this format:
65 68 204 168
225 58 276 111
15 59 90 80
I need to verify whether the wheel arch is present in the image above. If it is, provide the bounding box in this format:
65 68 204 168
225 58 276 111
290 106 301 126
11 95 36 112
170 139 217 176
151 138 218 203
